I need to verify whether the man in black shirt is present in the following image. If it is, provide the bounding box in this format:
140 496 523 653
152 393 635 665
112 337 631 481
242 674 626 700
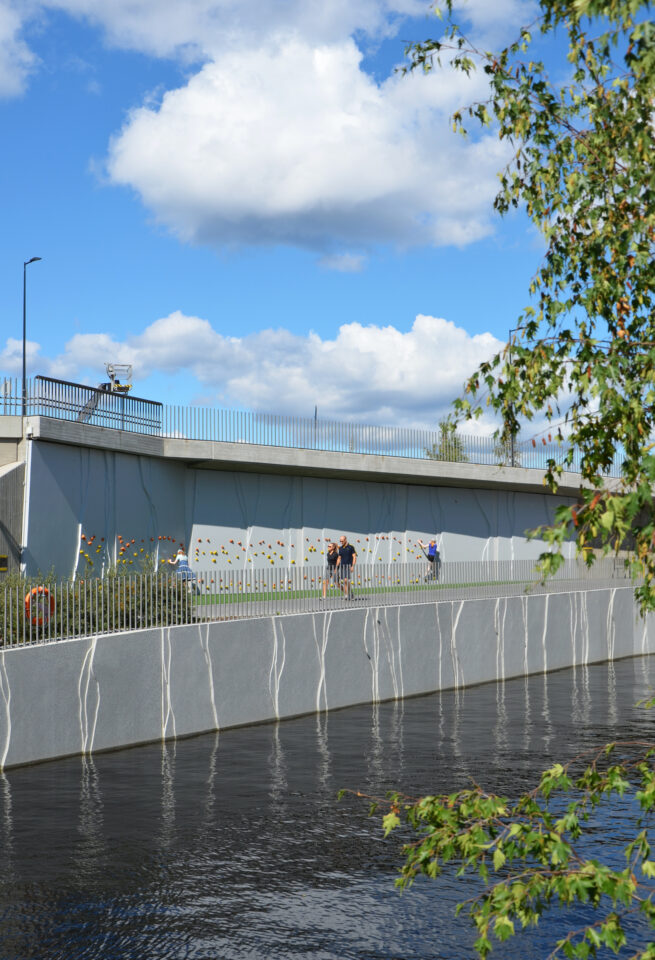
337 535 357 599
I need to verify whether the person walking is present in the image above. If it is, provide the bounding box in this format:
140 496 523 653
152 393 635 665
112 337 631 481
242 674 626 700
336 535 357 599
322 542 339 599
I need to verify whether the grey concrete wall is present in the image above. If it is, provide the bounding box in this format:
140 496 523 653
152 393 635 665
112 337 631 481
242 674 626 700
23 439 188 578
0 461 24 574
23 413 590 497
23 438 576 578
0 586 650 770
0 418 23 470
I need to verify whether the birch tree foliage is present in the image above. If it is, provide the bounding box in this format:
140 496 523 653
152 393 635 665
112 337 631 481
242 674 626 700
409 0 655 609
358 8 655 956
363 738 655 959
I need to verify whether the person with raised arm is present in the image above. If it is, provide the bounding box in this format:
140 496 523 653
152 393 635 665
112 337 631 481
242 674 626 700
417 537 439 581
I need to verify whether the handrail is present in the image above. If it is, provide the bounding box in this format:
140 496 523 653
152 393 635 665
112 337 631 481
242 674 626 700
0 375 624 475
0 557 633 647
33 375 160 404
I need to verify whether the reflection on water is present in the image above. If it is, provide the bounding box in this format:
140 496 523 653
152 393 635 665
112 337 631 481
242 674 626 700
1 657 655 959
76 757 105 888
159 743 176 852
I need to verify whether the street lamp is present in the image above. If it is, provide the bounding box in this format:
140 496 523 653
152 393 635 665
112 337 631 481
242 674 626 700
22 257 42 417
508 326 521 467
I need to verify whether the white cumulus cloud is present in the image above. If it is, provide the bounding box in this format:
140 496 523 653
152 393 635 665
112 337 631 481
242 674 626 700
4 0 535 257
451 0 537 45
0 1 38 97
0 336 41 373
39 0 429 58
13 312 502 429
107 37 507 254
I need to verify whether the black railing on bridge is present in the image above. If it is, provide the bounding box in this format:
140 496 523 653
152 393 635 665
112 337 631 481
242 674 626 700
0 375 624 476
26 376 163 434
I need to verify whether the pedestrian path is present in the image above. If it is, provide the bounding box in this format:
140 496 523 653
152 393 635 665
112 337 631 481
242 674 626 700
193 575 628 622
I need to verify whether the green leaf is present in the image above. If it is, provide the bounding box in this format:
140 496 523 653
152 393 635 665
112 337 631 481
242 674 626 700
382 811 400 836
493 847 506 871
494 915 515 940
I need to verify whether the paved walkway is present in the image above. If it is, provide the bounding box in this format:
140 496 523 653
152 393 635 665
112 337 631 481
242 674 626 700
193 576 632 622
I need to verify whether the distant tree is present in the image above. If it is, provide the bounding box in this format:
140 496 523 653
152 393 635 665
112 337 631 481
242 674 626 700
425 416 469 462
493 435 521 467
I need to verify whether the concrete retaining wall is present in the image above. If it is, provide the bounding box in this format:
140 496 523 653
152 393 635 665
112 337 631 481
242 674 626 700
0 585 651 769
0 461 24 573
23 438 576 578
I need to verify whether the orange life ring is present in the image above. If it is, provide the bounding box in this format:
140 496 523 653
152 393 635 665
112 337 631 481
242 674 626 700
24 586 55 627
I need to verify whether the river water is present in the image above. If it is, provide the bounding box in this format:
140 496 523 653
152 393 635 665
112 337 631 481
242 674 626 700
1 656 655 959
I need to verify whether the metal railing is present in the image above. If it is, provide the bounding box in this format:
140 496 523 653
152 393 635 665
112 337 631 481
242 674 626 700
1 376 162 434
0 376 623 475
160 405 621 474
0 558 633 648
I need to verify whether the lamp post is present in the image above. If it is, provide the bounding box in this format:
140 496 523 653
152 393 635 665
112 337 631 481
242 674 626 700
22 257 42 417
508 326 521 467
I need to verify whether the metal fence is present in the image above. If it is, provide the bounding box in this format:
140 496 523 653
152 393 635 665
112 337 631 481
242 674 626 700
0 376 623 475
162 405 608 473
1 376 162 434
1 558 633 648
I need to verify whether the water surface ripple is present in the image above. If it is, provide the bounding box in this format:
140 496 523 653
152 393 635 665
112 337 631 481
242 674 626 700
2 656 655 959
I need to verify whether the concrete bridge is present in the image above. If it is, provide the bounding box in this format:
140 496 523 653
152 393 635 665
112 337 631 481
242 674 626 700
0 409 584 579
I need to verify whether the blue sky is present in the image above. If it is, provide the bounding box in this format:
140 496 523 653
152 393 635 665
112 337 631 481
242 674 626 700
0 0 546 429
